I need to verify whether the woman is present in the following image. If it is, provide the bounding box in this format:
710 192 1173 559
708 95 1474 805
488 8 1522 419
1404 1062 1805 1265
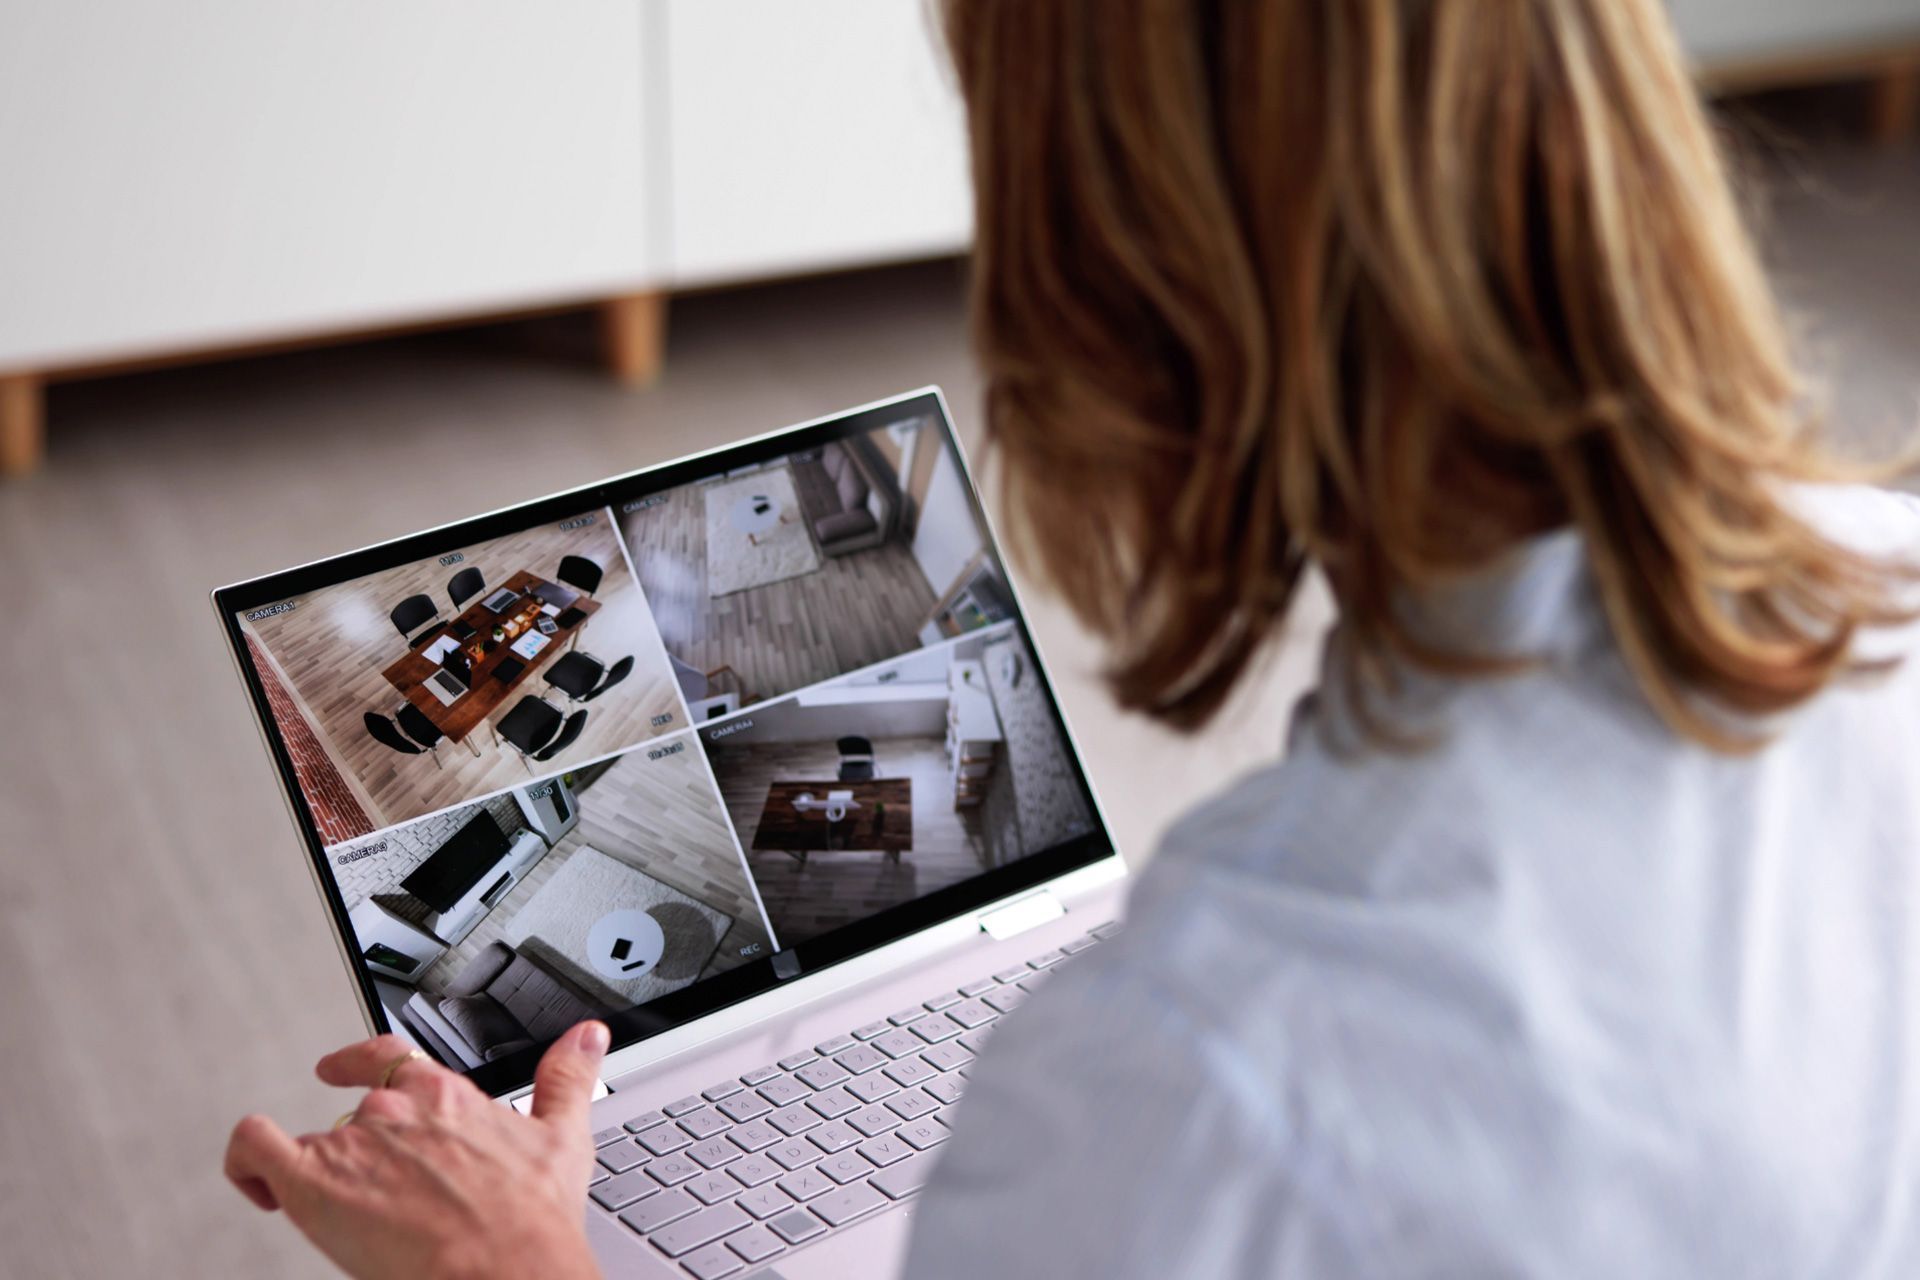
226 1 1920 1275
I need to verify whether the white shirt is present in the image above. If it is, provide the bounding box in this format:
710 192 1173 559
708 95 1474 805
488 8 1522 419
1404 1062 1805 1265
905 486 1920 1278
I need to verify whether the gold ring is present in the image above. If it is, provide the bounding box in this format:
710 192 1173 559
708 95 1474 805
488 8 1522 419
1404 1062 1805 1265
377 1049 428 1089
333 1111 356 1129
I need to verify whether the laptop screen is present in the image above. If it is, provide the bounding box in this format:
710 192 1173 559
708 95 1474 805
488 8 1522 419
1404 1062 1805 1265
214 389 1114 1097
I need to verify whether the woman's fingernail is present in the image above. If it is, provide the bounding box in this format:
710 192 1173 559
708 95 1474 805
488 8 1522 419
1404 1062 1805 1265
580 1021 610 1053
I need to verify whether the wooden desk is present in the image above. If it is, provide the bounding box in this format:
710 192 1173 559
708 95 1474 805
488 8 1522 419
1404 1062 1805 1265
382 568 600 743
753 779 912 865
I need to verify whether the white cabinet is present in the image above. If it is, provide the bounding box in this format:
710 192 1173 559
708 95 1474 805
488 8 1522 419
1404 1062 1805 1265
660 0 972 287
1669 0 1920 65
0 0 660 373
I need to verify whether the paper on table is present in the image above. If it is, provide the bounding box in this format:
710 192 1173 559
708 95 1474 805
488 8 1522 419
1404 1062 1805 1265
422 635 461 663
511 631 551 660
540 603 561 617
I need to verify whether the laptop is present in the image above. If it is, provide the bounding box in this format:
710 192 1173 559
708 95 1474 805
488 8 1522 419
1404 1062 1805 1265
213 387 1128 1279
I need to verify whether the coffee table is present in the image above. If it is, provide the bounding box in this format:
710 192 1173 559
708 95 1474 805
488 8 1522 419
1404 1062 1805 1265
729 493 786 546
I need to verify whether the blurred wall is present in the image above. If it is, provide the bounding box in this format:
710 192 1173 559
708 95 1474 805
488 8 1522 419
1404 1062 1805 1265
1669 0 1920 63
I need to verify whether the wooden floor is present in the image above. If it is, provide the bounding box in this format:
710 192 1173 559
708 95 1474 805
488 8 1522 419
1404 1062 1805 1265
709 737 988 945
243 517 685 834
620 474 939 707
406 738 770 1003
11 121 1901 1277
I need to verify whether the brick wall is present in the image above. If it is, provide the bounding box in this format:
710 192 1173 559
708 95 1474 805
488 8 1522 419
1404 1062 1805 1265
247 635 375 846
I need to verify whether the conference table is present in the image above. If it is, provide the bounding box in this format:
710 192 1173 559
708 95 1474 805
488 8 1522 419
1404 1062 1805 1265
382 568 599 746
753 779 912 866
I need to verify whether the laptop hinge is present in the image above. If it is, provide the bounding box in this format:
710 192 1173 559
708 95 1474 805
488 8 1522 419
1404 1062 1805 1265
508 1077 610 1114
978 890 1065 941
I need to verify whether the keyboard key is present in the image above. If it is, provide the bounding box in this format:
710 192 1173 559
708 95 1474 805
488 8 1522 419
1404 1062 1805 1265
701 1080 745 1102
726 1223 784 1264
624 1110 669 1134
777 1051 817 1072
808 1119 861 1153
651 1202 751 1257
775 1168 834 1202
887 1007 926 1025
727 1119 782 1153
1017 976 1048 994
620 1188 698 1235
598 1141 649 1174
727 1155 782 1188
795 1060 851 1091
958 978 998 997
665 1095 706 1117
871 1150 939 1200
847 1073 899 1104
1027 950 1066 969
897 1117 950 1150
848 1106 901 1138
833 1045 888 1075
1061 936 1098 955
678 1108 731 1141
735 1185 795 1220
767 1105 820 1137
983 988 1026 1014
945 998 998 1028
589 1169 610 1187
885 1088 938 1121
992 966 1027 984
680 1241 744 1279
872 1028 924 1060
856 1133 913 1167
957 1030 993 1055
812 1180 887 1227
716 1091 773 1124
687 1139 742 1170
740 1065 781 1087
926 1077 965 1106
767 1139 818 1171
816 1150 871 1184
757 1076 810 1108
852 1021 891 1041
920 1042 972 1073
882 1057 937 1088
804 1086 860 1119
591 1167 661 1211
923 991 963 1011
594 1125 628 1148
649 1155 703 1187
640 1125 695 1157
911 1015 964 1045
767 1208 827 1245
1090 920 1122 939
687 1171 743 1206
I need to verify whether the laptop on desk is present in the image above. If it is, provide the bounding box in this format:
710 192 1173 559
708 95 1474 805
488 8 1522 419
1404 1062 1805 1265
213 388 1128 1280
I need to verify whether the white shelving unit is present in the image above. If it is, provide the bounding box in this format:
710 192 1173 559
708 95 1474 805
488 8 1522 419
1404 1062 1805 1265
947 657 1003 809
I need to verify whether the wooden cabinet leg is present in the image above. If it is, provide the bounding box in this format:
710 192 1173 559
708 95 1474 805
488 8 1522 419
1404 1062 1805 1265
0 374 45 477
600 291 668 386
1869 64 1919 144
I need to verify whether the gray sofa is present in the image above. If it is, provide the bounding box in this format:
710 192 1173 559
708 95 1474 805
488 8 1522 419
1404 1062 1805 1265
401 941 607 1068
793 439 897 556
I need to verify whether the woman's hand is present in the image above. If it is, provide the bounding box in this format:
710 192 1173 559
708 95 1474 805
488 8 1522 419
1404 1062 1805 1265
224 1022 611 1280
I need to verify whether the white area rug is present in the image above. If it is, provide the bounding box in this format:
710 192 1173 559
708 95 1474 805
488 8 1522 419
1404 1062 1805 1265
504 845 730 1008
704 467 821 597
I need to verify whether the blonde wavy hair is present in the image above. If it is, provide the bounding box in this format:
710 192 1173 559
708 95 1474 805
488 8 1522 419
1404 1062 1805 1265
943 0 1913 748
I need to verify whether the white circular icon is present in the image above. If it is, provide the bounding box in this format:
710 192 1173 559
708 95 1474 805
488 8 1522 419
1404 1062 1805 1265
585 909 665 981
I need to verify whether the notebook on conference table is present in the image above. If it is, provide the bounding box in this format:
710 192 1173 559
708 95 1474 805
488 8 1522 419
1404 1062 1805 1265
213 388 1127 1279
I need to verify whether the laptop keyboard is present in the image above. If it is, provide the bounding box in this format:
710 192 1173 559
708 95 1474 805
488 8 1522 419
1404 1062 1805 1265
587 920 1120 1278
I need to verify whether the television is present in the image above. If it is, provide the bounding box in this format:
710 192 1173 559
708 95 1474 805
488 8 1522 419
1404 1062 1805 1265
401 811 510 914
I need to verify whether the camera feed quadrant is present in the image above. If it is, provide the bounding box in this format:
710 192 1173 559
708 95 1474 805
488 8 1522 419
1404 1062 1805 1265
702 624 1096 948
238 511 686 837
618 412 1015 721
325 735 772 1070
